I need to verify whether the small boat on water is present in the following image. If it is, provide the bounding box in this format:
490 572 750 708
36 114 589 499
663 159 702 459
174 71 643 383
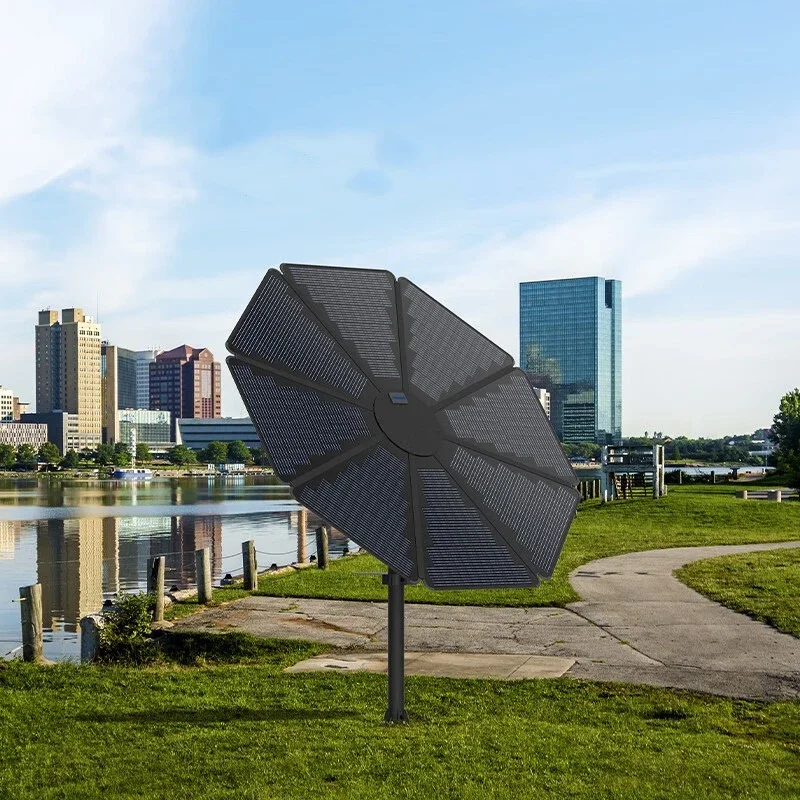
112 468 153 480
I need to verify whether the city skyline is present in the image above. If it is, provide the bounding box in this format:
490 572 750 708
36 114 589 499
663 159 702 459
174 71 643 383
2 2 799 437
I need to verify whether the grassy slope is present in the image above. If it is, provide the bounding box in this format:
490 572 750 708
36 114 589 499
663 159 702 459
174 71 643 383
0 636 799 800
254 485 800 607
677 548 800 638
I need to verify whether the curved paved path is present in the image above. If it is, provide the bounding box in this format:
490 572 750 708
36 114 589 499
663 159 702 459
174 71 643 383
174 541 800 700
567 541 800 699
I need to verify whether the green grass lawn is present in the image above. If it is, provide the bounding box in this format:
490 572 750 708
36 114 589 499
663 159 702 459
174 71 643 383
677 548 800 638
165 584 253 621
253 485 800 607
1 633 799 800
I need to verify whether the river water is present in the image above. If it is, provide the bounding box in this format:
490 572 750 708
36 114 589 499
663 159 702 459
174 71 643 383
0 476 352 662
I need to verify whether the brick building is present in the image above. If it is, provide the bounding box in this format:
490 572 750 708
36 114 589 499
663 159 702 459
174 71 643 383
149 345 221 438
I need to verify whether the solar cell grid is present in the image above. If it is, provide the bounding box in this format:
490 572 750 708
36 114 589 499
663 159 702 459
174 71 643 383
296 444 416 578
283 264 402 386
227 270 370 402
228 358 377 482
438 369 574 484
399 279 513 405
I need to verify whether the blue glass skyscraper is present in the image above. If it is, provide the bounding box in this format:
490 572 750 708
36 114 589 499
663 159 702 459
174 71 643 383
519 277 621 444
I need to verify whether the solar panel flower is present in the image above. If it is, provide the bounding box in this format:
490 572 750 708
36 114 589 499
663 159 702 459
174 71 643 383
227 264 579 591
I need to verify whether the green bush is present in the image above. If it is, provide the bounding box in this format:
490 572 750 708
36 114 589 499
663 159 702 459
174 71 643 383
97 593 157 665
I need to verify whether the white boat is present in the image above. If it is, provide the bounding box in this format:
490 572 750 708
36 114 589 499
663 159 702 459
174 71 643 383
112 468 153 480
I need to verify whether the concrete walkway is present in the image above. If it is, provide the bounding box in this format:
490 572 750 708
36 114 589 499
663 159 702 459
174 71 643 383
173 541 800 700
567 541 800 699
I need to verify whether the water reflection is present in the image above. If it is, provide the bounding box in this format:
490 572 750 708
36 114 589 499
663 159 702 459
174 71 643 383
0 520 20 560
37 518 104 633
0 477 352 661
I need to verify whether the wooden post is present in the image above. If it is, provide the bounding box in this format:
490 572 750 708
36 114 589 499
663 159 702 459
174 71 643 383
150 556 166 622
678 470 683 485
19 584 43 663
710 471 715 485
80 614 105 663
580 482 587 501
195 547 212 604
315 526 329 570
297 508 307 563
242 539 258 590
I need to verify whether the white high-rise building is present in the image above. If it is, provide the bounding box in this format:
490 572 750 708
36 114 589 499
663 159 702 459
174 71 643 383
532 387 551 420
0 387 14 422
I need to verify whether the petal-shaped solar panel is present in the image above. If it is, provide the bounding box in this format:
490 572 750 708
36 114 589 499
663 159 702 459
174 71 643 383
227 264 579 591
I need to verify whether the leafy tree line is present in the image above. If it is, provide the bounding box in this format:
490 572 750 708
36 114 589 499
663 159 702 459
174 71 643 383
165 440 270 467
561 435 767 464
0 439 271 470
561 442 602 461
772 388 800 489
629 437 759 464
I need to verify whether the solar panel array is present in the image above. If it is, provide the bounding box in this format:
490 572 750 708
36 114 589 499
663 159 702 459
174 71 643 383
228 263 579 589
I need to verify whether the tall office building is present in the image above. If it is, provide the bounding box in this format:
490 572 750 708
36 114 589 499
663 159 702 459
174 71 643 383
519 277 621 445
35 308 102 450
101 344 160 443
119 347 159 409
150 345 221 438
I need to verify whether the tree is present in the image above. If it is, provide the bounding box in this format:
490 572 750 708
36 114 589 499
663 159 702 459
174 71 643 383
772 388 800 488
249 447 271 467
62 449 81 469
202 441 228 464
561 442 601 461
38 442 61 465
96 443 115 466
16 444 38 468
0 444 16 469
227 440 253 465
135 442 151 464
167 445 197 465
113 443 132 467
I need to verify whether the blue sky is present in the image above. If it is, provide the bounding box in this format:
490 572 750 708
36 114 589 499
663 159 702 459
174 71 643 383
2 0 799 436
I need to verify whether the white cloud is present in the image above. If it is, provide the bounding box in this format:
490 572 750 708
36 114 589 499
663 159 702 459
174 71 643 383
1 2 797 437
370 148 794 340
47 138 196 312
0 0 183 202
0 1 194 406
348 146 800 435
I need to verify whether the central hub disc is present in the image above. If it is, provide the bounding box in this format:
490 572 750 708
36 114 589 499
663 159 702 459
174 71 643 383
373 391 442 457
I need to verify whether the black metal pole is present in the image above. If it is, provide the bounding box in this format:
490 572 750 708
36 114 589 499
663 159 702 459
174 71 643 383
383 570 408 723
